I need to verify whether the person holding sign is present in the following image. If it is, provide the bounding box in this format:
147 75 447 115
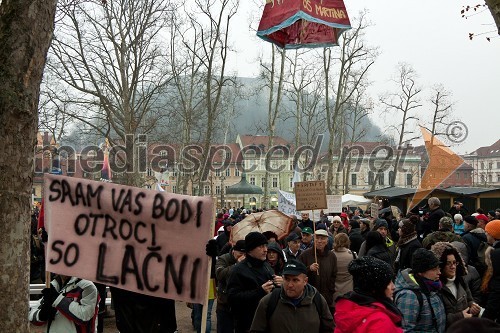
299 229 338 315
227 232 277 333
29 274 99 332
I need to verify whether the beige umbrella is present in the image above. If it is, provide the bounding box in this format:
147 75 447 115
230 210 294 245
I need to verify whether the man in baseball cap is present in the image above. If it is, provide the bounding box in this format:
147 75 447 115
250 259 333 332
300 227 314 251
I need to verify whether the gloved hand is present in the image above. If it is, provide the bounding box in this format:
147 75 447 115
40 227 48 242
205 239 218 257
38 302 57 322
41 285 59 307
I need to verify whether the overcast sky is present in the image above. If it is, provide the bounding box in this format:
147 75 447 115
224 0 500 155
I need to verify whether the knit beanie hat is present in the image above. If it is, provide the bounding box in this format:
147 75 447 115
485 220 500 240
374 218 389 230
245 232 268 252
348 256 394 297
454 213 463 221
399 219 416 236
412 248 440 273
464 215 478 226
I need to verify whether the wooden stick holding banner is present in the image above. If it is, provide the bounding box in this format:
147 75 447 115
311 208 318 275
201 199 216 333
294 181 327 276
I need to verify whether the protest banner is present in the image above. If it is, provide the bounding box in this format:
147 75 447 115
43 174 213 304
370 202 379 218
278 190 320 220
278 190 301 217
294 181 327 211
326 195 343 213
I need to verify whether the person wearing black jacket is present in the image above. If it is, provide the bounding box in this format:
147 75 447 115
348 220 364 254
462 216 488 275
421 197 445 238
227 232 278 333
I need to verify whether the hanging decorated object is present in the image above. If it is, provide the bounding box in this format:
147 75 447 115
257 0 351 49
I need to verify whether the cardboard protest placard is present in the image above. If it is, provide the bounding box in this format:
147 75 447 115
43 174 213 304
370 202 379 218
294 181 327 211
326 195 342 213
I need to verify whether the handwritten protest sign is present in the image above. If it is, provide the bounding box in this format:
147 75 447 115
43 174 213 304
326 195 342 213
294 181 327 211
278 190 321 220
370 202 379 218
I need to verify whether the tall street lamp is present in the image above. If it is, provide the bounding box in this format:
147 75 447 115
220 175 226 209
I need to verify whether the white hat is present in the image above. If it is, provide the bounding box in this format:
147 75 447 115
332 216 342 222
454 214 463 221
218 226 225 233
315 229 329 237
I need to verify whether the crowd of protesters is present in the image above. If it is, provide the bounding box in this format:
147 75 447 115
29 200 500 333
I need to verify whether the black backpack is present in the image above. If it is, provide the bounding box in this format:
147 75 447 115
265 287 323 321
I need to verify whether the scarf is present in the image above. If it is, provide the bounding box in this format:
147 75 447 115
398 232 417 247
422 277 442 292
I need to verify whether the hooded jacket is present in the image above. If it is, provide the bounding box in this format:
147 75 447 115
394 269 446 333
250 284 333 333
334 292 403 333
462 228 487 265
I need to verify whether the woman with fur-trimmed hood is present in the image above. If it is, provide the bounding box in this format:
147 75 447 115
430 242 482 328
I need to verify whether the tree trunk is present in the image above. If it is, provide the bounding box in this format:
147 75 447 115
0 0 57 330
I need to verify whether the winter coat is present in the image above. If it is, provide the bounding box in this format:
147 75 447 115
298 219 314 230
453 222 465 235
367 244 392 267
335 292 403 333
462 228 487 266
332 247 354 304
215 251 238 310
348 228 364 254
330 225 348 237
427 208 445 235
282 246 301 262
422 230 463 249
463 264 482 304
299 248 337 307
440 276 473 328
358 237 396 265
29 277 98 333
482 240 500 321
395 237 422 273
250 284 333 333
394 269 446 333
227 255 274 333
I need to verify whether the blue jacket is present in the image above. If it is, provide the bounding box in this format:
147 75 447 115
394 269 446 333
